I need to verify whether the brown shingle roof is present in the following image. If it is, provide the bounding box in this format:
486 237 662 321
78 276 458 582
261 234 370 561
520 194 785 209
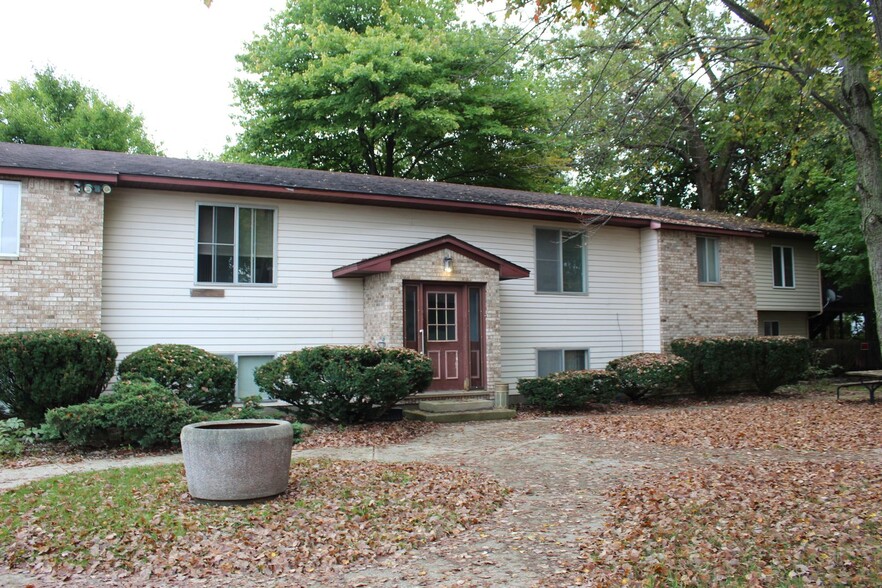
0 142 810 238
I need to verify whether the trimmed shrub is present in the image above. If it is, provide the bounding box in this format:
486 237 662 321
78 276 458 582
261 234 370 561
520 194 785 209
671 335 811 395
117 344 236 410
254 345 433 424
670 336 752 396
0 329 117 424
45 377 205 448
607 353 690 401
748 336 811 394
517 369 616 411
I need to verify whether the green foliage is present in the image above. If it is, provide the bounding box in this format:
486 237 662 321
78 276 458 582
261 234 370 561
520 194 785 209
117 344 236 411
517 369 616 411
607 353 690 401
226 0 567 191
45 378 205 449
0 329 118 424
672 336 810 395
0 418 28 457
0 67 161 154
254 345 433 424
747 336 811 394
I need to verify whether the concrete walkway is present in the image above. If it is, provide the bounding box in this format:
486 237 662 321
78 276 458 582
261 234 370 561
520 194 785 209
0 453 185 491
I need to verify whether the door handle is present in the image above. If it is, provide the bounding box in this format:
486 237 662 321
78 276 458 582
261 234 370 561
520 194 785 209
419 329 425 354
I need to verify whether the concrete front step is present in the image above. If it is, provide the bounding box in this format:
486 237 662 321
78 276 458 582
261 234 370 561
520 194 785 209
403 407 517 423
418 399 494 413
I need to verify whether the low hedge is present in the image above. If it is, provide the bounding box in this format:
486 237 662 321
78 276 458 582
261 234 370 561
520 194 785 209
0 329 117 424
517 369 616 411
45 377 205 449
607 353 690 401
748 336 811 394
117 344 236 410
671 336 810 395
254 345 434 424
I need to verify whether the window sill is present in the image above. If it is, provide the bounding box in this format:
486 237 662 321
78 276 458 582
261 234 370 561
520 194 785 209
534 290 589 296
194 282 277 288
772 286 797 290
0 254 20 260
698 282 722 287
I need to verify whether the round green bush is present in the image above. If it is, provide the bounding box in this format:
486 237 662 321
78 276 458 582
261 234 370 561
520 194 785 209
117 344 236 410
607 353 690 401
45 377 205 448
517 369 616 411
254 345 433 424
0 329 117 424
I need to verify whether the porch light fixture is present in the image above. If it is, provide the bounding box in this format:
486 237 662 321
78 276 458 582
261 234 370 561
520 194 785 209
443 255 453 273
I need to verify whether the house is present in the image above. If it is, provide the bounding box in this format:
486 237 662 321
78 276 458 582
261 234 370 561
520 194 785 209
0 143 822 400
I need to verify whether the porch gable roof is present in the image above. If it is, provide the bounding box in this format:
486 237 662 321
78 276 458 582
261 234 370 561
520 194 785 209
332 235 530 280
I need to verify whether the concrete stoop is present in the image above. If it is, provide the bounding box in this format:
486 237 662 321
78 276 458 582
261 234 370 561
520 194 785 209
403 399 516 423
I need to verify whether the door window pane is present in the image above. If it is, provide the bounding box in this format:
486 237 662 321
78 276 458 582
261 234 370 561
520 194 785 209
427 292 456 341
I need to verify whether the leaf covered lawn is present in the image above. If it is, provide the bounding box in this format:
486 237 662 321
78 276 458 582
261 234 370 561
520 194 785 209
558 397 882 451
1 458 506 582
577 460 882 587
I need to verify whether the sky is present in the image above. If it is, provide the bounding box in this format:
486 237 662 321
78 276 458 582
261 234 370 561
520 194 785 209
1 0 289 158
0 0 509 159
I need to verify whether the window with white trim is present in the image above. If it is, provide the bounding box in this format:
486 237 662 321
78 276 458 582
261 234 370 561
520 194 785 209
0 181 21 256
763 321 780 336
697 236 720 283
197 204 275 284
772 245 795 288
220 354 276 400
537 349 589 377
536 228 586 293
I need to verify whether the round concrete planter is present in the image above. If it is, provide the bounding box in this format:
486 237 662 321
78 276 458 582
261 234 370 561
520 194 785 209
181 419 294 503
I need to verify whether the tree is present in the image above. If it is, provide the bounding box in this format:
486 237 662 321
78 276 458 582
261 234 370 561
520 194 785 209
225 0 568 191
0 67 161 155
506 0 882 350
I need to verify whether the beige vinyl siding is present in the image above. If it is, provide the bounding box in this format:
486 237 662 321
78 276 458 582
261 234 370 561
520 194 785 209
757 311 810 337
640 228 661 353
754 238 821 312
102 189 647 385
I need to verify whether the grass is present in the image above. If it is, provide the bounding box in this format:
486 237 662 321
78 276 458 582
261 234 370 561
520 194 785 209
1 458 507 579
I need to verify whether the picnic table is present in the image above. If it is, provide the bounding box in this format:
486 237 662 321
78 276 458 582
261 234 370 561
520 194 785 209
837 370 882 403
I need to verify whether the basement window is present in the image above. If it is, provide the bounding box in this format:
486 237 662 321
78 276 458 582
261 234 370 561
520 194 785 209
537 349 589 377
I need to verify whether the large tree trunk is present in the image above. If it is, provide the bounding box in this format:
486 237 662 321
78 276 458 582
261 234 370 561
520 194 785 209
840 58 882 354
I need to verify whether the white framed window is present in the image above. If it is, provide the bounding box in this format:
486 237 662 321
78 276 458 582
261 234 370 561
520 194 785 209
697 236 720 284
221 354 276 400
196 204 276 285
535 228 586 293
772 245 795 288
537 348 589 377
763 321 780 336
0 181 21 257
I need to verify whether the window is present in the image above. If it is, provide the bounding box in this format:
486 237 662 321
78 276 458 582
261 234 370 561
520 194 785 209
0 181 21 256
536 228 586 293
697 236 720 283
197 204 275 284
537 349 589 377
221 354 276 400
236 355 275 400
772 246 795 288
763 321 780 336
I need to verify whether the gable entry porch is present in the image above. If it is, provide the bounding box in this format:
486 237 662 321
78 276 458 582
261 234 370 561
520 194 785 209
333 235 528 421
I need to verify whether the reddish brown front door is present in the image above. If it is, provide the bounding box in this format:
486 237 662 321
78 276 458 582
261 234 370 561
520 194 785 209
404 282 484 391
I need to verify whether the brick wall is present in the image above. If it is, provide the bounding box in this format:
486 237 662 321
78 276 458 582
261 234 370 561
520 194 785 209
0 178 104 333
363 248 501 391
658 230 757 348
